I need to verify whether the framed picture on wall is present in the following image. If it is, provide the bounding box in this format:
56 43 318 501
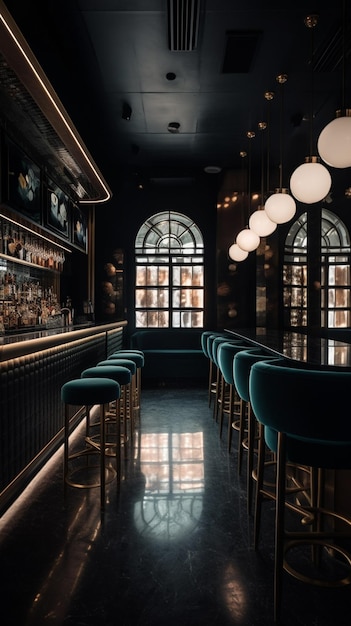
72 203 88 252
46 179 70 238
7 139 41 223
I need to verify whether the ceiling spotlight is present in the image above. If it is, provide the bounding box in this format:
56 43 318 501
167 122 180 133
122 102 132 120
204 165 222 174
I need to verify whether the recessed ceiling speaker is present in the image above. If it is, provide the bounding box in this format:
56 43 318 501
122 102 132 120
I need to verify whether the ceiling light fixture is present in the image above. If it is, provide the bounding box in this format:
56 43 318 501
290 15 332 204
228 243 249 262
249 111 277 237
235 131 260 252
317 1 351 168
264 75 296 223
204 165 222 174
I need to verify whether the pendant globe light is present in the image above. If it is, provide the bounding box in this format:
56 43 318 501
235 131 261 252
249 105 277 237
317 1 351 168
290 15 332 204
264 75 297 224
228 242 249 262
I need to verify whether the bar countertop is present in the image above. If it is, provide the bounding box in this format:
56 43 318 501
224 327 351 369
0 320 127 360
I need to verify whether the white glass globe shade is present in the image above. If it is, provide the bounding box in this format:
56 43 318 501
228 243 249 262
317 115 351 168
290 161 331 204
236 228 260 252
264 191 296 224
249 210 277 236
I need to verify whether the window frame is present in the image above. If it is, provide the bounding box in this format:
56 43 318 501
135 211 204 328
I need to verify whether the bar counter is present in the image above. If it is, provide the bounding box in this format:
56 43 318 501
0 320 127 515
225 327 351 369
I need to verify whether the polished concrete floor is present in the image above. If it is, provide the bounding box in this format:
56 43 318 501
0 381 350 626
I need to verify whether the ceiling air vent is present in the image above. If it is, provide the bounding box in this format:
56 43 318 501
168 0 201 51
222 31 262 73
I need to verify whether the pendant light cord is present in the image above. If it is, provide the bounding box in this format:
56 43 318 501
264 91 274 197
309 19 315 156
246 131 255 222
276 74 287 189
341 0 346 111
304 14 318 156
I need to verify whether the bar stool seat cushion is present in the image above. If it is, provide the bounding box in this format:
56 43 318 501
98 359 136 376
108 352 145 368
82 365 131 385
61 377 119 405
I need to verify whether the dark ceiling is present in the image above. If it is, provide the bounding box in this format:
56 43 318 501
1 0 350 197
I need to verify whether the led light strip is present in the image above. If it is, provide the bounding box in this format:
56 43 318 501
0 3 112 204
0 213 71 252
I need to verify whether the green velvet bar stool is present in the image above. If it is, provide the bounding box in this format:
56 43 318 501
209 334 243 420
216 341 249 468
206 332 232 410
61 376 120 510
107 350 144 411
249 359 351 623
201 331 218 406
80 365 130 483
233 348 277 514
97 359 136 442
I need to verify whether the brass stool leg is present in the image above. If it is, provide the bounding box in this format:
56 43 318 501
115 397 121 488
100 403 106 509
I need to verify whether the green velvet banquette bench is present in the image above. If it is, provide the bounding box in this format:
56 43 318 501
130 329 208 382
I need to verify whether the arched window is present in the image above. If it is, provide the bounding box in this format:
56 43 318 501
283 208 351 328
135 211 204 328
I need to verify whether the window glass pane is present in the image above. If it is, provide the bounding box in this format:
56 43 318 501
136 311 147 327
158 267 169 285
172 289 180 307
192 311 203 326
193 266 204 286
173 266 180 285
136 266 147 285
335 265 350 285
135 289 147 307
192 289 204 307
146 266 156 283
172 311 181 327
181 268 192 285
179 289 192 308
335 289 349 308
144 229 161 247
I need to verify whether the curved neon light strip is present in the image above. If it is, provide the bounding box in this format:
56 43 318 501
0 7 112 204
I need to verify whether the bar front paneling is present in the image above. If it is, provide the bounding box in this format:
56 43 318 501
0 321 126 515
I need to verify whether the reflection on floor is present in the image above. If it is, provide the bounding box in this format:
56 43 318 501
0 384 350 625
